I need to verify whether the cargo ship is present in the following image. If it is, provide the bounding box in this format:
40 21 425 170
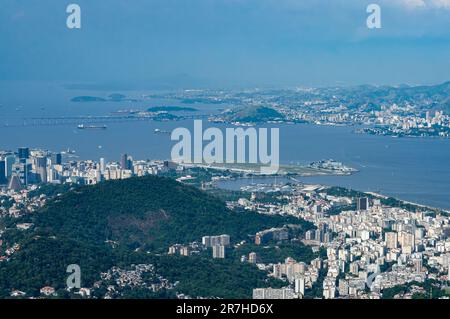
154 128 171 134
77 124 107 130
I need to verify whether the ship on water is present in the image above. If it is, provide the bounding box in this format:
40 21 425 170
77 124 107 130
154 128 171 134
111 109 140 115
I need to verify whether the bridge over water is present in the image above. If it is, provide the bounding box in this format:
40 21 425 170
1 114 205 127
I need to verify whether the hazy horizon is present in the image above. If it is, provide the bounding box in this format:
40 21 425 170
2 0 450 89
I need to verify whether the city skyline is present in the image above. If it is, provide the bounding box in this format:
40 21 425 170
1 0 449 305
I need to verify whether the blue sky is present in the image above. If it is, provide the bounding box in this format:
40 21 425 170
1 0 450 88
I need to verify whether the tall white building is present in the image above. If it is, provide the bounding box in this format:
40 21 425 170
294 276 305 297
100 157 105 173
212 245 225 259
385 232 398 249
253 288 296 299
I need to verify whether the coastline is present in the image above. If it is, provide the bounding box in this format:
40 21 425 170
216 174 449 214
182 162 356 177
365 191 449 214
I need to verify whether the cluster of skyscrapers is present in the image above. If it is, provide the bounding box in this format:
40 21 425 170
0 148 173 192
0 147 62 191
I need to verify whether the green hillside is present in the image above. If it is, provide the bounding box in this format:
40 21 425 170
225 105 284 123
32 175 310 250
0 176 314 298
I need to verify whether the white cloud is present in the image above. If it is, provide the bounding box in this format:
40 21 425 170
430 0 450 8
402 0 426 8
389 0 450 9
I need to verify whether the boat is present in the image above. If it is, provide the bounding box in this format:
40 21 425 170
61 148 76 155
154 128 170 134
77 124 107 130
111 109 139 115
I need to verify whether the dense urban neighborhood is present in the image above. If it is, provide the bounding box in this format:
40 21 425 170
1 147 449 299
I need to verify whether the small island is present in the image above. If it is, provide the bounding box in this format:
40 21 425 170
71 96 107 102
147 106 198 112
71 94 139 103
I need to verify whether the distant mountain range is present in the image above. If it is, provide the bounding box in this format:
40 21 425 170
323 81 450 113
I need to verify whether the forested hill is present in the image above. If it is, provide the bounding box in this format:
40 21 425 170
28 175 312 250
224 105 284 123
0 175 314 298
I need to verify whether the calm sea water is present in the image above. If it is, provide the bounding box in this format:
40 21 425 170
1 82 449 210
